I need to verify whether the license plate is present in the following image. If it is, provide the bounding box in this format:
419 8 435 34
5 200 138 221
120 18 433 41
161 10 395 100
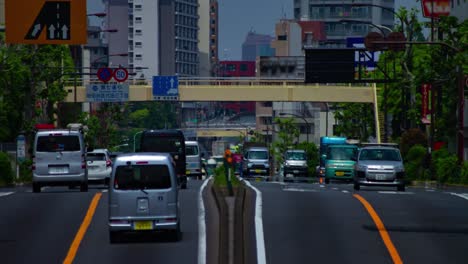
335 171 344 176
255 178 261 182
186 170 190 175
134 221 153 230
375 174 386 180
293 170 299 174
49 167 68 174
255 169 262 173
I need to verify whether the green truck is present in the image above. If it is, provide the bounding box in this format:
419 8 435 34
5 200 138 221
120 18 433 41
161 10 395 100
319 137 359 184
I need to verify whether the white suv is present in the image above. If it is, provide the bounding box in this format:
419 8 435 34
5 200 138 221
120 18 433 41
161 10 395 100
353 146 405 192
86 149 112 185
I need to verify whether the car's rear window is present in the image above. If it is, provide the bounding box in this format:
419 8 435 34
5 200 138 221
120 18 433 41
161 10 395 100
327 147 357 160
359 149 401 161
186 145 199 155
285 151 305 160
114 164 171 190
36 135 81 152
87 153 106 161
247 150 268 159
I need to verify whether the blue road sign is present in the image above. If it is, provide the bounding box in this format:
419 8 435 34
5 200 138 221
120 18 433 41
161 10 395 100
86 84 129 102
152 76 179 101
346 37 380 68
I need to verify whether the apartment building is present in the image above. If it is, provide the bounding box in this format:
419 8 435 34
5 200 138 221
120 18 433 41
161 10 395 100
294 0 395 47
104 0 199 79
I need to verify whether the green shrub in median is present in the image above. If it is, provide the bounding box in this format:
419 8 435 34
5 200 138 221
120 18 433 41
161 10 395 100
213 164 240 188
0 152 14 186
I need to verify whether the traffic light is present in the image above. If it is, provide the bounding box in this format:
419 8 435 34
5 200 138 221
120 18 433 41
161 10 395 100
224 149 233 165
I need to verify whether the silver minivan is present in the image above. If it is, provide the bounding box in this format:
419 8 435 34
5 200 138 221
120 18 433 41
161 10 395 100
185 141 203 180
108 153 180 243
32 127 88 192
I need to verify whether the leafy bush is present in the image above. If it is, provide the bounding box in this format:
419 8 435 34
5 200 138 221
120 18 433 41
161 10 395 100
0 152 14 186
432 148 460 184
296 142 319 177
18 159 33 183
400 128 427 157
460 161 468 184
404 144 427 181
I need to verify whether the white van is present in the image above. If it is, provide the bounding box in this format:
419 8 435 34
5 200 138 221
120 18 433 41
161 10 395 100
108 153 180 243
32 126 88 192
185 141 203 179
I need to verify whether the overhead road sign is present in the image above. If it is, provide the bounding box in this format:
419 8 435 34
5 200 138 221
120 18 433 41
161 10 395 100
5 0 87 44
86 84 129 102
152 76 179 101
305 49 355 83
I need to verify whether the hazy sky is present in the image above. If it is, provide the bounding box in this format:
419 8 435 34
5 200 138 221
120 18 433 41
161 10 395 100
87 0 427 61
218 0 293 60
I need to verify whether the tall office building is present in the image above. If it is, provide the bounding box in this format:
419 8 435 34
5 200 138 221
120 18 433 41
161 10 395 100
241 31 275 61
103 0 199 79
199 0 219 77
294 0 395 47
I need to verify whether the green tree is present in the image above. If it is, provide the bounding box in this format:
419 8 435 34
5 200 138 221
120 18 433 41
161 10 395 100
271 117 299 168
332 103 375 141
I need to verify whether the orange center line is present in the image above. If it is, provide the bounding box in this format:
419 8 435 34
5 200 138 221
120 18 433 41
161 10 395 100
353 194 403 264
63 192 102 264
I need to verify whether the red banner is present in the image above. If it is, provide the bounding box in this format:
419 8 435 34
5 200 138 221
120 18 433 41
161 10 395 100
421 84 431 123
421 0 450 18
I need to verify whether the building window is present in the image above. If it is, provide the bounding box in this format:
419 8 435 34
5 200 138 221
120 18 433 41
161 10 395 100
240 64 248 72
135 4 142 11
278 35 287 41
135 29 142 36
135 42 142 48
135 17 142 23
135 54 142 60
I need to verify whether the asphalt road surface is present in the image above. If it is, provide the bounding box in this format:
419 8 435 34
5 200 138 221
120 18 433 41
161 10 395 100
0 180 203 264
253 180 468 264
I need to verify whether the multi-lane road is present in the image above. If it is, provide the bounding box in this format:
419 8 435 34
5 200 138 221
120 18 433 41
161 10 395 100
1 179 468 264
257 181 468 264
0 181 203 264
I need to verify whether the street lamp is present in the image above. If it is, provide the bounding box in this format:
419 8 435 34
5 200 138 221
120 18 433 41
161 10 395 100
91 52 128 69
133 130 144 152
278 112 310 144
339 19 392 37
350 3 404 32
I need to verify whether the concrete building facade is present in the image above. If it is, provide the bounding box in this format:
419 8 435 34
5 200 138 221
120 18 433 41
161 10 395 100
294 0 395 47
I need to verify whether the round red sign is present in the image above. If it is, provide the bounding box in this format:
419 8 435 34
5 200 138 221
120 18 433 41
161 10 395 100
113 67 129 82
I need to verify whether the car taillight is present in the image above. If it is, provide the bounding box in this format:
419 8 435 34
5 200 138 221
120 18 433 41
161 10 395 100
82 154 86 169
106 160 112 167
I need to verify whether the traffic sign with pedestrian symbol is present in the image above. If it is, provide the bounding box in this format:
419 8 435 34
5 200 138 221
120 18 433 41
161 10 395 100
152 76 179 101
5 0 87 44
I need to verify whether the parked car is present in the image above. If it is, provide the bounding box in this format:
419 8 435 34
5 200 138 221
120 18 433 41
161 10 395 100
353 145 405 191
108 153 180 243
86 148 112 185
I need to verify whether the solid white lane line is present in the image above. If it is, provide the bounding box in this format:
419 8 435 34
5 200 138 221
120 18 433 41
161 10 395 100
450 192 468 201
0 192 13 197
198 177 211 264
378 191 414 195
342 190 349 193
244 180 266 264
283 187 317 192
